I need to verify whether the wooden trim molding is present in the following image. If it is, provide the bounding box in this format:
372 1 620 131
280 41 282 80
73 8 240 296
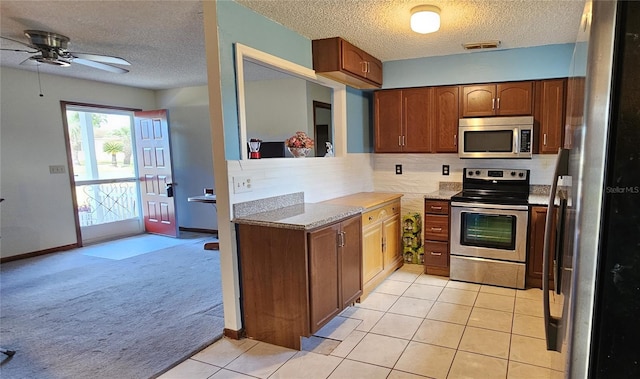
178 227 218 235
0 243 78 263
223 328 245 340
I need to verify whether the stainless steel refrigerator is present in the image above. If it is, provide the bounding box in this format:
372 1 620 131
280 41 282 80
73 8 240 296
542 1 640 378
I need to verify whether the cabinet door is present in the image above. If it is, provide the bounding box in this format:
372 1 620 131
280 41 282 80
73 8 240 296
526 206 556 289
537 79 566 153
461 85 496 117
341 39 368 80
433 86 460 153
403 88 433 152
496 82 533 116
365 53 383 85
308 224 341 331
374 90 403 152
382 215 401 269
362 222 384 284
340 216 363 308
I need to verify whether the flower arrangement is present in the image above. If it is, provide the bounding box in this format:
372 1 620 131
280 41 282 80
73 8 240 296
285 131 314 149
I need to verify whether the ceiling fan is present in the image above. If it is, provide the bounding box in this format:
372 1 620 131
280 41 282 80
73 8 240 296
0 30 130 73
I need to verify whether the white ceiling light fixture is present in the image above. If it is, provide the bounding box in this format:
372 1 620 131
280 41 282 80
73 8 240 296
410 5 441 34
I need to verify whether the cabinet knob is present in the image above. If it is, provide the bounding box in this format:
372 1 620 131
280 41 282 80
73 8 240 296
497 97 501 109
369 216 374 221
430 206 442 211
431 227 442 232
492 98 495 110
430 252 442 256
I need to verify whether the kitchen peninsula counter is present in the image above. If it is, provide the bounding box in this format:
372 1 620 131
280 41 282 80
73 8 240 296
233 202 362 230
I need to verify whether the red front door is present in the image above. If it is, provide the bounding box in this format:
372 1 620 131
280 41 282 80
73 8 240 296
134 110 178 237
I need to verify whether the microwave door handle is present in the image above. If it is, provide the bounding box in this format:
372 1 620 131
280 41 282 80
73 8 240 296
513 128 519 154
542 148 569 352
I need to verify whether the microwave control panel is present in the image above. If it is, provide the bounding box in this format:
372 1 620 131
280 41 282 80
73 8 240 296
520 129 532 153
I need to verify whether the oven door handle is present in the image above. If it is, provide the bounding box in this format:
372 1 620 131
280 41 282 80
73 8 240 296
451 201 529 211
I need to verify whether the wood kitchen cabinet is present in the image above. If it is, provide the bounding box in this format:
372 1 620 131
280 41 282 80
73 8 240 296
237 215 362 350
361 199 402 299
527 206 557 289
534 79 567 154
432 86 460 153
374 86 458 153
423 199 450 276
460 81 533 118
374 88 432 153
323 193 403 301
312 37 382 89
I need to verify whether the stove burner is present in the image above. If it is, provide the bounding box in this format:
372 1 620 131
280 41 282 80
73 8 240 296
453 168 530 205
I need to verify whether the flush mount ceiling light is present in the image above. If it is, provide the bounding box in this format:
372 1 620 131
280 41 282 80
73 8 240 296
410 5 441 34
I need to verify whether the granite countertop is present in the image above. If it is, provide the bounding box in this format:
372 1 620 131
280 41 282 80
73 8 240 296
424 189 461 201
233 202 363 230
320 192 403 209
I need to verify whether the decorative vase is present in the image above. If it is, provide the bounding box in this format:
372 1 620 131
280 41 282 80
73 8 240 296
288 147 311 158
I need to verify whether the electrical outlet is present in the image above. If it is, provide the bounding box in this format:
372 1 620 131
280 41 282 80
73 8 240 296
442 165 450 176
233 176 252 193
49 165 66 174
395 164 402 175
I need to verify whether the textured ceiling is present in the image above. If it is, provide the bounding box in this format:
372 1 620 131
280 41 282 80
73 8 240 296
237 0 586 62
0 0 585 91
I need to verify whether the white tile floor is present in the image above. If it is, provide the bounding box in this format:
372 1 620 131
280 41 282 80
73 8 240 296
160 264 565 379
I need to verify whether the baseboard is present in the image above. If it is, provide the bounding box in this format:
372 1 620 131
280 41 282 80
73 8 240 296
223 328 245 340
0 243 78 263
179 227 218 235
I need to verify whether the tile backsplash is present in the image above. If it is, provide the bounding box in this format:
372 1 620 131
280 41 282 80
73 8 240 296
373 153 559 215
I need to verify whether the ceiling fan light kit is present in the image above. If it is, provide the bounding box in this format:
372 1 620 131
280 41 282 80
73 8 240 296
0 29 131 73
410 5 441 34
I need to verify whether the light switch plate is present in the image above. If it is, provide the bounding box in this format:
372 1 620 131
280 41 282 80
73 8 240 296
49 165 66 174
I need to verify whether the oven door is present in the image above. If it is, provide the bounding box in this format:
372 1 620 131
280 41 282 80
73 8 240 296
450 202 529 262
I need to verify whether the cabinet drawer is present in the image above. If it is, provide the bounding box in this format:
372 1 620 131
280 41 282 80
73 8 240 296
362 201 400 226
425 200 449 215
424 214 449 241
424 241 448 267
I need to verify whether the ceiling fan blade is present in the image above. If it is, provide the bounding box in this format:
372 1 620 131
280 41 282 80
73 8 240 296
69 52 131 66
0 35 37 50
72 58 129 74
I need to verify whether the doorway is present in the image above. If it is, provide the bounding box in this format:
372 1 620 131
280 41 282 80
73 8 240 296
62 103 144 245
313 101 332 157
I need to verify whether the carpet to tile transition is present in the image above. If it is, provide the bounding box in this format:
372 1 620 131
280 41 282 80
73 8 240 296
0 239 224 379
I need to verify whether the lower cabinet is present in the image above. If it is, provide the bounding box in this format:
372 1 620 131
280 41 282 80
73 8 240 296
361 199 402 299
527 206 556 289
423 199 451 276
237 215 362 350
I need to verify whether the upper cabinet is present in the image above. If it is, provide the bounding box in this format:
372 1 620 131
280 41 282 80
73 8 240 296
312 37 383 89
374 86 458 153
374 88 431 153
534 78 567 154
432 86 460 153
460 81 533 117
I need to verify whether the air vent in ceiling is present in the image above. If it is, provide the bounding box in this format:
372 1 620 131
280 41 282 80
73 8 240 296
463 40 501 50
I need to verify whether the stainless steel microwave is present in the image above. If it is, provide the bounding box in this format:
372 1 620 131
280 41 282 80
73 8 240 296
458 116 534 159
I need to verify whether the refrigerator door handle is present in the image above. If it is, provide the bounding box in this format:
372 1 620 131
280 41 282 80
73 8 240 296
543 148 569 351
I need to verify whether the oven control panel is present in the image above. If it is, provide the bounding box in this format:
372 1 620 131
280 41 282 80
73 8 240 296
464 168 529 181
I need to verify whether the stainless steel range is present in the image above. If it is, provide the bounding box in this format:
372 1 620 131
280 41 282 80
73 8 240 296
449 168 530 289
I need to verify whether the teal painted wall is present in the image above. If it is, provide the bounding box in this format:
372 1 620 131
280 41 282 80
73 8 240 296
217 2 576 156
217 0 312 160
346 88 373 153
383 44 575 89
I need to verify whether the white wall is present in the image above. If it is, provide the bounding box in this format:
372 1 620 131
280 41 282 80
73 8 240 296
156 86 217 231
0 67 215 258
0 67 156 258
245 78 308 141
